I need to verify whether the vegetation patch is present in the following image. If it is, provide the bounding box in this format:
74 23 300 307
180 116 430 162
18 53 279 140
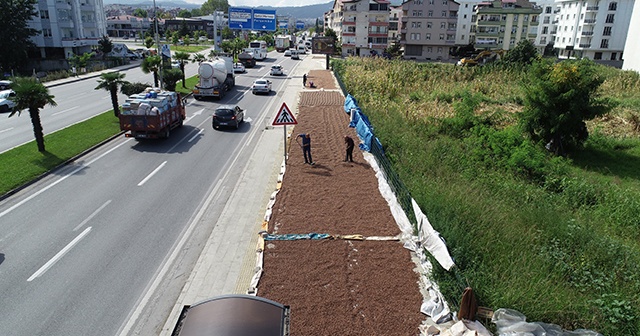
333 57 640 335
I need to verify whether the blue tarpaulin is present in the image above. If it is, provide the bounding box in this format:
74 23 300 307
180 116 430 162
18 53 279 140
344 94 358 114
263 233 331 241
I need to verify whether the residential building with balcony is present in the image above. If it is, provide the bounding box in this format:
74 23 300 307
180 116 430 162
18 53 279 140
106 15 153 39
327 0 391 57
553 0 633 62
622 0 640 71
389 5 402 44
455 0 484 46
400 0 460 60
27 0 107 62
469 0 541 50
533 0 558 53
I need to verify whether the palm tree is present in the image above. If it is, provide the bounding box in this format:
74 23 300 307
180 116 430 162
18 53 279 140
9 77 57 152
173 51 190 88
141 55 162 87
95 72 127 117
192 53 206 64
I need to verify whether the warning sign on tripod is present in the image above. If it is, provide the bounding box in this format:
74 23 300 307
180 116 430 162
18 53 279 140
272 102 297 126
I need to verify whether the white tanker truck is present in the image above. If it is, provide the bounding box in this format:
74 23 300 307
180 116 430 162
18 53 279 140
193 57 235 100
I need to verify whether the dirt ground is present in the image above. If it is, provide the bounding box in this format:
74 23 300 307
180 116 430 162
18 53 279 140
258 70 426 335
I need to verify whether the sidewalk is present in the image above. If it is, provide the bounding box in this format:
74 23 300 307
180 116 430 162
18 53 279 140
43 60 142 88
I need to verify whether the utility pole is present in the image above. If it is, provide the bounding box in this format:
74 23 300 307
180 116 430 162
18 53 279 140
153 0 163 89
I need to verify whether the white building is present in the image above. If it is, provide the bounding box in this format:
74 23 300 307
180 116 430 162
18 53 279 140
28 0 107 62
534 0 558 53
622 0 640 71
553 0 633 62
456 0 484 45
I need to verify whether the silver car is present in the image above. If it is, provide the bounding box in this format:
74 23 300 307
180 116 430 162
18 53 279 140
0 90 16 113
251 79 272 95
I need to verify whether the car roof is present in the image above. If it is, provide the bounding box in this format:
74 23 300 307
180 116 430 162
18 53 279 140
254 79 268 83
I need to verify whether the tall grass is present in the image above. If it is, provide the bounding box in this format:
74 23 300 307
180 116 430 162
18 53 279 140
334 57 640 335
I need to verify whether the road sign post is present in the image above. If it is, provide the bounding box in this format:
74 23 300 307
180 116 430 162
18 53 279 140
272 102 297 163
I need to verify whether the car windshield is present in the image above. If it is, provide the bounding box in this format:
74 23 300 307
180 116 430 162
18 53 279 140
0 91 12 99
255 80 267 85
215 109 234 116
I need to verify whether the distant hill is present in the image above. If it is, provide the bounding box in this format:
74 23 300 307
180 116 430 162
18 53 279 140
102 0 334 19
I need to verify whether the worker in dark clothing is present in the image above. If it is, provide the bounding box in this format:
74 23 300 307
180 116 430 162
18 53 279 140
344 135 355 162
297 133 314 164
303 74 307 87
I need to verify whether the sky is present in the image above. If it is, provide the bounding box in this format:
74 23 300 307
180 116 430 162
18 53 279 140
184 0 332 8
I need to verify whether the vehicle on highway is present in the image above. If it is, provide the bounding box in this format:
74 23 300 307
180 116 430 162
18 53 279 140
0 90 16 113
119 89 186 139
284 49 292 57
0 80 12 90
198 36 208 42
297 45 306 54
233 62 246 73
290 51 300 60
212 105 245 130
270 65 284 76
251 79 272 95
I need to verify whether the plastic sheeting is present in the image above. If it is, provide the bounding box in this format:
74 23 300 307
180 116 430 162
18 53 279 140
413 199 455 271
263 233 331 241
491 308 603 336
344 94 359 114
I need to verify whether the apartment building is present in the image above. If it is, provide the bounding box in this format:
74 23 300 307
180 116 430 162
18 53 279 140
389 5 403 44
469 0 541 50
455 0 484 45
533 0 557 53
622 0 640 71
28 0 107 60
327 0 391 57
105 15 153 39
400 0 460 60
553 0 633 62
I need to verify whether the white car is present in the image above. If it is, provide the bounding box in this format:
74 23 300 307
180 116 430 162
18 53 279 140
0 90 16 113
0 80 12 90
171 61 180 69
233 63 246 73
291 51 300 60
252 79 272 95
270 65 284 76
284 49 292 57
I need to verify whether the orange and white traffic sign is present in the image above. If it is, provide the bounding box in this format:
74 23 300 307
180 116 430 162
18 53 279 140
272 102 298 126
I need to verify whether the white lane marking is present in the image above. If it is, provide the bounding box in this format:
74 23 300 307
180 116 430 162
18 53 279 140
188 129 204 143
52 106 79 116
27 226 92 282
0 139 132 219
185 108 204 123
138 161 167 186
0 127 14 134
74 200 111 231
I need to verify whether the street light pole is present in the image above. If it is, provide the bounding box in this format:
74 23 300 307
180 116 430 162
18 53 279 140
153 0 163 89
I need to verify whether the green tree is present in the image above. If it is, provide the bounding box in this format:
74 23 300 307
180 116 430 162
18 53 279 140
177 9 191 18
503 40 539 65
173 51 191 87
145 36 155 50
172 32 180 46
179 19 190 37
9 77 57 152
221 26 234 39
220 38 247 59
192 53 206 64
183 34 191 46
520 59 614 155
200 0 229 15
543 42 557 57
162 68 183 91
67 52 93 74
0 0 39 73
141 55 162 87
191 8 203 16
133 8 147 18
98 35 113 59
121 81 151 96
95 72 127 117
324 28 337 39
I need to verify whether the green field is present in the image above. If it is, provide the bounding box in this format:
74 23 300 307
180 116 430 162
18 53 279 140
333 57 640 335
